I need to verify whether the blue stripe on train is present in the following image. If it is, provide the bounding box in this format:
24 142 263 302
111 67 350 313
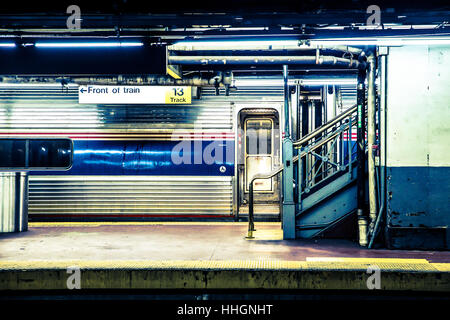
31 140 235 176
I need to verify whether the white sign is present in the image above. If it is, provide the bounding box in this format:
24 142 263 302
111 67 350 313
78 85 191 104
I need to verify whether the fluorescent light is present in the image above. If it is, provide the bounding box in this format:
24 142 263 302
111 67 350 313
35 42 144 48
0 43 16 48
310 37 450 46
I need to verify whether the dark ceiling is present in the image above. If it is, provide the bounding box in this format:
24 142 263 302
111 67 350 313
0 0 449 29
1 0 449 14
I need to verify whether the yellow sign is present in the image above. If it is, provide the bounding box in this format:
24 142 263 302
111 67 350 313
79 85 192 104
165 87 191 104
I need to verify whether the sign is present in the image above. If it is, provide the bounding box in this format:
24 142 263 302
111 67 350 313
78 85 191 104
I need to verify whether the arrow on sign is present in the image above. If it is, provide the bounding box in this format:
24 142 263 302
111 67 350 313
79 88 86 93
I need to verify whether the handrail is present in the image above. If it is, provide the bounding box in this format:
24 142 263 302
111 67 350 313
246 166 284 238
293 103 358 147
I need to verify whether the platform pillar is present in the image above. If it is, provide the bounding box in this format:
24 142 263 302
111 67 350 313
0 172 28 233
282 138 296 239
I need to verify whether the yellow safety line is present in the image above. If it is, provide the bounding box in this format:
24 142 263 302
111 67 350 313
306 257 430 264
432 263 450 272
0 259 448 271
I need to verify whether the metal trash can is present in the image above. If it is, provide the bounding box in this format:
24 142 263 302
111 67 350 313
0 172 28 233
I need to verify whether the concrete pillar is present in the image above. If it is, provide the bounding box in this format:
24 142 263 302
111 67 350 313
0 172 28 233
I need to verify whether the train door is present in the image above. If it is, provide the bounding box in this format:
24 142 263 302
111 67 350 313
237 110 280 220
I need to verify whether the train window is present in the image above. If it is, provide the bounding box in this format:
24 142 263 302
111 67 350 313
244 118 274 192
0 139 26 167
0 138 73 170
29 140 72 169
245 119 272 155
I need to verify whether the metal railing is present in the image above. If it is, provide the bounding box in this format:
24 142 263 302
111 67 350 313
246 103 365 238
246 166 284 238
294 104 361 195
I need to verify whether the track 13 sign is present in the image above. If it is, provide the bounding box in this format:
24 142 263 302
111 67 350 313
78 85 191 104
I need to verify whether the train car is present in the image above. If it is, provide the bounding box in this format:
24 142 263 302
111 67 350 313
0 82 357 221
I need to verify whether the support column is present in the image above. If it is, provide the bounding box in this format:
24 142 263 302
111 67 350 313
0 172 28 233
367 54 378 234
356 67 368 246
282 65 296 239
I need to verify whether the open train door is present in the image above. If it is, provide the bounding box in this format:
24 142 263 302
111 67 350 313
237 109 281 221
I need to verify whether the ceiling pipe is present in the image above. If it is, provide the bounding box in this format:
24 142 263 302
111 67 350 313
0 73 232 87
169 42 363 55
73 75 228 86
168 55 362 68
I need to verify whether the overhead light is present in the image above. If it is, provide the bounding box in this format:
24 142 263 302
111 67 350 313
310 37 450 46
0 43 16 48
34 41 144 48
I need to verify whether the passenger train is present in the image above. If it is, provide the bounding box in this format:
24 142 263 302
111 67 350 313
0 82 357 221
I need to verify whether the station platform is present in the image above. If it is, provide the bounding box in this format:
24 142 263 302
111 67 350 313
0 222 449 293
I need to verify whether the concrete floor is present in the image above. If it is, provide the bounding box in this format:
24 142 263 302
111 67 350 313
1 222 449 263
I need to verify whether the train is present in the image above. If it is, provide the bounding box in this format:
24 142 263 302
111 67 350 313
0 82 357 221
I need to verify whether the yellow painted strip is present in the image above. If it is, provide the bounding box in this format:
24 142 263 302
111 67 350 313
306 257 430 264
432 263 450 272
167 65 182 79
0 260 306 270
0 259 448 272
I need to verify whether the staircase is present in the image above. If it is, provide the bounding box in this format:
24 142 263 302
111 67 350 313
293 104 365 239
296 163 358 238
247 104 367 239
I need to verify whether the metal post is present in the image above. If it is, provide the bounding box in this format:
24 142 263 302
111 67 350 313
283 65 290 139
369 50 388 248
367 54 377 234
0 172 28 233
282 65 296 239
247 181 255 238
356 67 368 246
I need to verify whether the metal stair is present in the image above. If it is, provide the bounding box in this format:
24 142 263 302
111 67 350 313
296 163 358 238
293 103 365 239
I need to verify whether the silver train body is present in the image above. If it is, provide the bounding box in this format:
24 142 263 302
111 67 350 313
0 83 356 220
